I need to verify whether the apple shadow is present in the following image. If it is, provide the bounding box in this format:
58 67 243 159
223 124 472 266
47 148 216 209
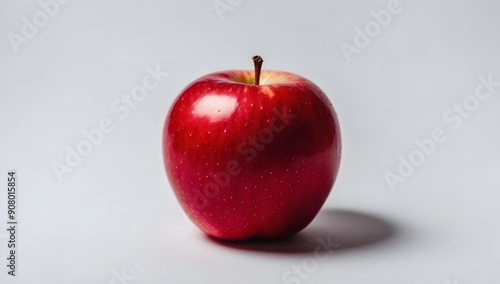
205 208 395 254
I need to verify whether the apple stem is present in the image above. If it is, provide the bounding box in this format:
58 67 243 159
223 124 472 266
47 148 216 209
252 55 263 85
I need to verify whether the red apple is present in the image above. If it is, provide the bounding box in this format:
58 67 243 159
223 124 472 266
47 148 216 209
163 56 341 241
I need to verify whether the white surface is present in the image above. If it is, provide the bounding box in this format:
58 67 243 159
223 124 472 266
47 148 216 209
1 0 500 283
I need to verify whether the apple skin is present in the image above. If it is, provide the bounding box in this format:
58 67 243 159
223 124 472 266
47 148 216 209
163 70 341 241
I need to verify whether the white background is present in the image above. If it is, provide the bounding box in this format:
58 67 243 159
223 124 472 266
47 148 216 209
1 0 500 283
